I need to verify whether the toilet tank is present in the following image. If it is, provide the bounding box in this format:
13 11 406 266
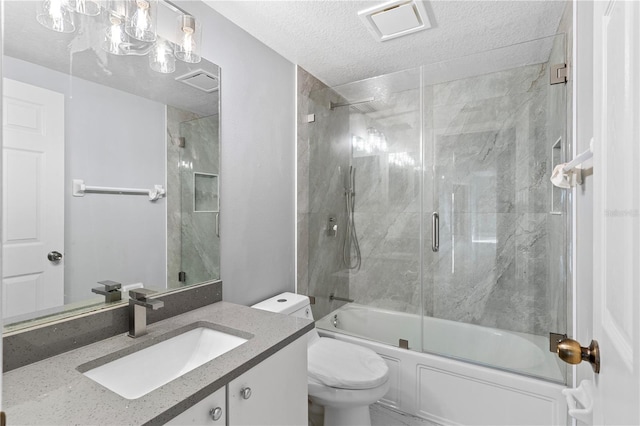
252 292 313 320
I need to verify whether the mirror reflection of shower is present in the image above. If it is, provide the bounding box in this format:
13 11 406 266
343 165 361 270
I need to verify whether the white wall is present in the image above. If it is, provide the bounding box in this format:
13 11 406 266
187 2 296 305
3 57 166 304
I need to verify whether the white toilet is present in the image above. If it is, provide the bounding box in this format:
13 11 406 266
252 292 389 426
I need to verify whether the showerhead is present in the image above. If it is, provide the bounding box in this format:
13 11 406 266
330 97 375 110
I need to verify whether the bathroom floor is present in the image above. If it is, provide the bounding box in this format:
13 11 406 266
370 404 440 426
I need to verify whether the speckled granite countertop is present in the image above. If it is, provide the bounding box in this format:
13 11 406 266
3 301 314 425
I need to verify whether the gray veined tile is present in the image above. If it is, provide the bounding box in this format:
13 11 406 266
299 60 565 338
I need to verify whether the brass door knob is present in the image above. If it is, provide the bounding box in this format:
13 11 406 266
557 338 600 373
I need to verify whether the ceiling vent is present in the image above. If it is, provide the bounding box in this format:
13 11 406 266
175 69 219 93
358 0 432 42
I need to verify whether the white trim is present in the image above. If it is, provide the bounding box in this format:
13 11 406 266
293 65 298 294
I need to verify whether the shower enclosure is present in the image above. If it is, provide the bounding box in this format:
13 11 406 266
298 34 570 384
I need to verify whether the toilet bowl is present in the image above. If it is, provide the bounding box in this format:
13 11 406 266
252 292 389 426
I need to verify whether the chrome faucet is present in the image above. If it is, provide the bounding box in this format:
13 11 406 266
128 289 164 338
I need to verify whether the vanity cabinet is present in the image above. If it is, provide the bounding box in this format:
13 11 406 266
167 336 308 425
228 336 307 425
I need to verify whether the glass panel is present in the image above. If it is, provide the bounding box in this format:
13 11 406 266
424 35 568 383
306 68 424 351
299 35 570 384
177 115 220 287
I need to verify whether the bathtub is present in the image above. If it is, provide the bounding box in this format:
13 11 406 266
316 304 568 425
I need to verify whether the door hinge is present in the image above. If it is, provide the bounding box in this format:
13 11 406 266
550 63 568 85
178 271 186 282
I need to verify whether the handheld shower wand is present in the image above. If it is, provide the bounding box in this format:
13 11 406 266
343 166 361 270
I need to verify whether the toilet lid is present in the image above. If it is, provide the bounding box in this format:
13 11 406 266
308 338 389 390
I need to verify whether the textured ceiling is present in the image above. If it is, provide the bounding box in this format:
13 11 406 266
205 0 566 87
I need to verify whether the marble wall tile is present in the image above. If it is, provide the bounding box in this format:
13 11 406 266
298 67 351 320
296 67 317 291
426 59 566 336
297 213 310 296
350 256 420 315
432 64 546 109
353 155 420 214
435 129 516 214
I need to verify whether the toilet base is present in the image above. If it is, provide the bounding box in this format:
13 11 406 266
309 400 324 426
308 377 389 426
324 404 371 426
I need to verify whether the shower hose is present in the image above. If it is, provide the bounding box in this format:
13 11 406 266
343 166 362 271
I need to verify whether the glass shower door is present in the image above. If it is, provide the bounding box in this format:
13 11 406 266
178 115 220 286
423 35 569 383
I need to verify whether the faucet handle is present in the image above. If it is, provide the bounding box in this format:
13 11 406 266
129 288 164 311
92 280 122 303
97 280 122 292
129 288 155 301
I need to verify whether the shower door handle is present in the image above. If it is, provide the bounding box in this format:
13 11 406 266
432 212 439 252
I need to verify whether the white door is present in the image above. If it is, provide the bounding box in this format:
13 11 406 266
2 78 65 318
591 0 640 423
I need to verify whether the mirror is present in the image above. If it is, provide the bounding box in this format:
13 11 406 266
2 0 220 329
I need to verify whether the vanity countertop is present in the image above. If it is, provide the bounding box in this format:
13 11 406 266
3 301 314 425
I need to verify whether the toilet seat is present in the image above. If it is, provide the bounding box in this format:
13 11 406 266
308 337 388 390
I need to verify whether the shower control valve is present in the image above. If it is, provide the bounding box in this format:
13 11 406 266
326 216 338 237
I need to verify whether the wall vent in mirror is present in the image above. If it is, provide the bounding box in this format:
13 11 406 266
176 69 220 93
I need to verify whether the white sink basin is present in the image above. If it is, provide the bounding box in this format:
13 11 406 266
83 327 247 399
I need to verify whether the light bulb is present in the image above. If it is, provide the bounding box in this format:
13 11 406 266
182 31 195 61
125 0 156 42
175 15 201 64
102 16 127 55
36 0 75 33
149 39 176 74
68 0 101 16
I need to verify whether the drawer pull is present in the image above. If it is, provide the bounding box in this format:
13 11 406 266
241 387 252 400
